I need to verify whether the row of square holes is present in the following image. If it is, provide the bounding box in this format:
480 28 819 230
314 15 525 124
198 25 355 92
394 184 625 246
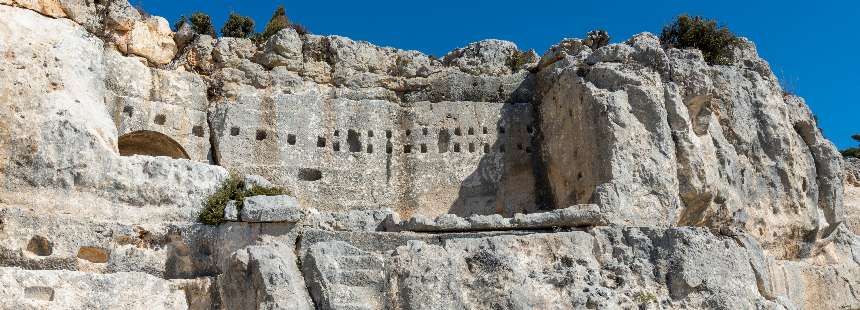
123 107 206 138
240 129 533 155
315 140 533 154
128 105 539 143
238 124 536 141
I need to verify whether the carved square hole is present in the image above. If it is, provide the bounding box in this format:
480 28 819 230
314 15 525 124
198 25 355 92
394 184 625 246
405 129 412 136
347 129 361 152
256 130 267 141
317 137 326 147
368 130 374 137
483 144 490 153
420 144 427 153
334 130 340 137
192 125 205 137
154 114 166 125
468 127 474 135
468 143 475 152
453 143 461 152
454 127 462 136
422 128 428 135
122 106 133 116
404 145 412 153
27 236 52 256
482 127 488 134
333 142 341 152
367 144 373 153
230 127 240 136
298 168 323 181
386 130 392 139
386 142 393 154
287 134 296 145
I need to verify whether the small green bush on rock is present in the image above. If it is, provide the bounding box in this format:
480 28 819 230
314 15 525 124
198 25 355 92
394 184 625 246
221 13 256 38
660 14 740 65
251 6 309 44
175 12 217 36
199 174 289 225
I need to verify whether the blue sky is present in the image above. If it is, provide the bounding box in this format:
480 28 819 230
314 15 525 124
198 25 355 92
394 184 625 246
140 0 859 149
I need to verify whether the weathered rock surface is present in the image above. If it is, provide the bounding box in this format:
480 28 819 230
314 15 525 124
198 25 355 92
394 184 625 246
845 157 860 234
536 33 845 258
220 244 313 310
1 0 858 308
0 267 189 309
239 195 304 222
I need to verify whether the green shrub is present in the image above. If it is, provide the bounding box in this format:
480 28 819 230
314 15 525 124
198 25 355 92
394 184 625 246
198 174 289 225
842 134 860 158
251 6 309 44
178 12 217 37
222 13 255 38
659 14 741 65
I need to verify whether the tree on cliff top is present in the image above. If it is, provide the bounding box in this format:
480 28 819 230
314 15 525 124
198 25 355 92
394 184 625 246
174 12 217 37
221 13 255 38
251 6 309 44
842 134 860 158
660 14 740 65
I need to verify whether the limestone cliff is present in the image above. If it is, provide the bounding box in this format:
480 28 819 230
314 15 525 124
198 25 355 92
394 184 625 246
0 1 858 309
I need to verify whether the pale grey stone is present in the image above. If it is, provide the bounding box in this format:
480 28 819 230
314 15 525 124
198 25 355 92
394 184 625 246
302 241 387 309
0 267 188 309
442 39 521 75
224 200 239 221
242 174 274 191
256 28 304 71
220 244 313 310
239 195 304 222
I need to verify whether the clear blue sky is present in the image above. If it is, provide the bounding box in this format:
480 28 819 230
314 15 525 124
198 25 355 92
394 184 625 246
140 0 859 149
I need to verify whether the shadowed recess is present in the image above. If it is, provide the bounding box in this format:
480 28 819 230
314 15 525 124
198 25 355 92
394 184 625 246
118 130 191 160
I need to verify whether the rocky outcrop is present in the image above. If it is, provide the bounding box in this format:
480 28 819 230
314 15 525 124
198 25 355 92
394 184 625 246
535 33 844 258
1 0 858 308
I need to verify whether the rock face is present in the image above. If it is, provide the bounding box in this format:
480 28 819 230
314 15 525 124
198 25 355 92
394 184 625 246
0 1 858 309
535 33 844 258
845 158 860 234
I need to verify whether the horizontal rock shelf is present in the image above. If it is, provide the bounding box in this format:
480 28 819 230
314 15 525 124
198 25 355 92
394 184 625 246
386 204 608 232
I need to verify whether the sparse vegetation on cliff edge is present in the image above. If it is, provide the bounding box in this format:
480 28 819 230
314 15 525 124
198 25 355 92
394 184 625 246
173 6 308 43
660 14 740 65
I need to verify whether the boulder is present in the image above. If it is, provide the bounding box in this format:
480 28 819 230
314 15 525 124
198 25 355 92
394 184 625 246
220 245 313 310
256 28 304 70
124 16 178 64
443 39 521 75
224 201 239 221
239 195 304 222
